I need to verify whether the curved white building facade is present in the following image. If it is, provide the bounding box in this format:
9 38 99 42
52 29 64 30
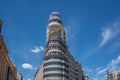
34 12 84 80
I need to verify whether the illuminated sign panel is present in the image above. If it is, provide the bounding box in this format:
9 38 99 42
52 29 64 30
47 26 62 35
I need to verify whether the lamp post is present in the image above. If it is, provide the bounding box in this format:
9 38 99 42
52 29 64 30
107 70 109 80
0 20 2 34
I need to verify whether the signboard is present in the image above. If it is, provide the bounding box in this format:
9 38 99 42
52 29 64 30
47 26 63 35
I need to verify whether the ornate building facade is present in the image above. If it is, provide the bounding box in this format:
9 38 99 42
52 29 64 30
34 12 84 80
0 20 16 80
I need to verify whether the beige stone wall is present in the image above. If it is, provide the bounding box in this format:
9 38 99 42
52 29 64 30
0 36 16 80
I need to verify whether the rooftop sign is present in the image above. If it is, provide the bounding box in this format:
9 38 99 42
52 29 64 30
50 12 60 17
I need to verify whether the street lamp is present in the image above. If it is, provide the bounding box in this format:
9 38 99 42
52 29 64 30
107 70 109 80
0 20 3 34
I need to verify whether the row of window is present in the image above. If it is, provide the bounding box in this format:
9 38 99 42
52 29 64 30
44 57 78 76
43 67 69 73
43 74 69 79
69 64 79 76
48 51 62 55
44 56 67 62
48 40 65 48
48 46 65 53
50 32 61 37
49 40 60 44
48 25 58 29
70 69 78 76
49 19 62 24
43 62 69 68
70 74 79 80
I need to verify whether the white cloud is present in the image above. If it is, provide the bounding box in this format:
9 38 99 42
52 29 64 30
109 55 120 70
31 46 44 53
22 63 33 69
97 55 120 75
27 79 32 80
65 17 81 41
97 68 108 74
100 29 112 47
83 67 93 75
99 20 120 47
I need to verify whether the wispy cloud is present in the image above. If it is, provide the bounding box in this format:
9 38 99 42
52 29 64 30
83 67 93 75
83 67 99 80
100 28 112 47
83 55 120 79
99 20 120 48
22 63 34 70
65 17 81 41
30 46 44 53
64 17 82 56
97 68 108 75
27 79 32 80
81 19 120 62
97 55 120 75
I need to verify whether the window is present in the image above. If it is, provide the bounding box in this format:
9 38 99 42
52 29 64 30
43 68 69 73
45 56 67 62
43 74 69 79
49 19 62 24
43 62 69 68
48 52 62 55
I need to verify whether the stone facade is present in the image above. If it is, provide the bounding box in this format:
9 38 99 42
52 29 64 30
0 20 16 80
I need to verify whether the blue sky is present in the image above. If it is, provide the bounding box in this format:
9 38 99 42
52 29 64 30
0 0 120 80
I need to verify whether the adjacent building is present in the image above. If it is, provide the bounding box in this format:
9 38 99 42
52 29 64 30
34 12 84 80
84 76 89 80
105 70 120 80
34 64 43 80
0 20 16 80
16 72 23 80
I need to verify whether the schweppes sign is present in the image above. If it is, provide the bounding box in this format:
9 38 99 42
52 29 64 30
47 26 63 35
